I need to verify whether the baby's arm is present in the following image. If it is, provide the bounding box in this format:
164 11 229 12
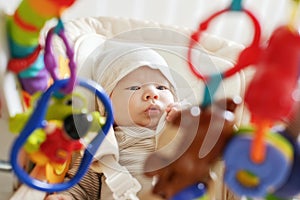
46 126 117 200
45 194 72 200
45 156 102 200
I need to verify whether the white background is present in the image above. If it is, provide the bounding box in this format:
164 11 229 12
1 0 299 45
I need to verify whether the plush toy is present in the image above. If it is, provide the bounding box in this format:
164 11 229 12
6 0 76 94
30 116 91 182
144 98 238 199
9 90 103 184
10 78 113 193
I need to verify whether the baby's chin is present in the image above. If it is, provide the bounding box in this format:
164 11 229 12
129 118 159 130
117 115 162 129
145 118 162 130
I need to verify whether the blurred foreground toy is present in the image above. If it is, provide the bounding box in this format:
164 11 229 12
224 126 293 197
6 0 76 94
223 24 300 197
224 8 300 199
150 0 300 198
9 92 95 184
10 78 113 192
144 98 238 199
189 0 300 198
8 3 114 191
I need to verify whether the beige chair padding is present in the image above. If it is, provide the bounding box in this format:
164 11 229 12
52 16 248 124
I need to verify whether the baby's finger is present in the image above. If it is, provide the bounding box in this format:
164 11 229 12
166 109 180 122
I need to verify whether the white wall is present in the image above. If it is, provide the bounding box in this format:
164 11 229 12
1 0 298 45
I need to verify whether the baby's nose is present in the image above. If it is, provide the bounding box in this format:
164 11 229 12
143 88 158 101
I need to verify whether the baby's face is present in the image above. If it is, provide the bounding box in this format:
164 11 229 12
110 66 175 129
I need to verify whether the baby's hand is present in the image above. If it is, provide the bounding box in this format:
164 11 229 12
165 102 182 122
145 98 238 199
45 194 72 200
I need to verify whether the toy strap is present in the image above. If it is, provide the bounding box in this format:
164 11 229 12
44 19 76 94
201 73 223 108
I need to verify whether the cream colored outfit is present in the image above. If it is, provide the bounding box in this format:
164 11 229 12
62 42 177 199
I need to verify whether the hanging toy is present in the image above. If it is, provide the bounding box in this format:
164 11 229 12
9 92 91 153
241 25 300 162
265 2 300 198
187 0 300 198
43 18 76 94
10 78 114 192
230 5 300 195
223 126 293 197
8 8 114 192
227 14 300 200
9 17 85 165
6 0 76 95
9 91 104 185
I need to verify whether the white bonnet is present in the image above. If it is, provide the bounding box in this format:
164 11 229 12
80 41 177 114
93 42 176 96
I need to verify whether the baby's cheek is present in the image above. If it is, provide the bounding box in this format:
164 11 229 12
113 104 133 126
114 114 135 126
163 94 175 106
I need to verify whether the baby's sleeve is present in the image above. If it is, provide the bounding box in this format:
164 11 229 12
59 156 102 200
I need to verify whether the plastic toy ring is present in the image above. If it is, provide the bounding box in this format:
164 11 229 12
223 129 293 198
10 78 113 192
44 20 76 94
187 7 261 81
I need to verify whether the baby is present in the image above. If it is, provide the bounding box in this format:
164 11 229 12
46 42 183 200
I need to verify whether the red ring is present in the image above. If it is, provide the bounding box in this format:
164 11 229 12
187 8 261 80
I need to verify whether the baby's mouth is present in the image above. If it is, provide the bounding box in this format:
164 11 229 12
146 105 161 116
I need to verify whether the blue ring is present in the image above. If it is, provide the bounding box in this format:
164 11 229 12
223 134 291 198
10 78 113 192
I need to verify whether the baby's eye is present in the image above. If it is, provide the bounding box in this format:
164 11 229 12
127 86 141 90
157 85 168 90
